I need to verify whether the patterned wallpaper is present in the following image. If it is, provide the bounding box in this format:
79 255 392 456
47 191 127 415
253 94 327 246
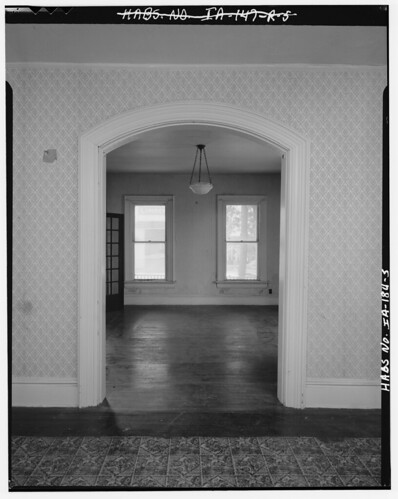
7 65 386 380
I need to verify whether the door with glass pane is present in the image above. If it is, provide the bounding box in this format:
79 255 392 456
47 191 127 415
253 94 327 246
106 213 124 311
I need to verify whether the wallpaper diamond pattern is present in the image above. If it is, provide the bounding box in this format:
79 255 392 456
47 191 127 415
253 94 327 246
7 66 386 380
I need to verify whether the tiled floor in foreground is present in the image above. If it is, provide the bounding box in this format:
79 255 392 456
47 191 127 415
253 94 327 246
10 436 381 489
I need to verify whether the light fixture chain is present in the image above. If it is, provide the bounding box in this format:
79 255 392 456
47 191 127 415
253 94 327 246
198 147 202 182
189 144 214 195
203 147 212 184
189 147 199 185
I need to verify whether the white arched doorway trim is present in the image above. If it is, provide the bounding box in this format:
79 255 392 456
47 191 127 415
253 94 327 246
78 101 310 409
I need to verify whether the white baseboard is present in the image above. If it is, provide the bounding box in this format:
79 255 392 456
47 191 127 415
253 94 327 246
306 378 381 409
124 294 278 305
12 377 78 407
12 376 380 409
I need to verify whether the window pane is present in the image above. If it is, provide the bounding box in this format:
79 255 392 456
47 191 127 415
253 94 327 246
112 282 119 294
111 231 119 243
135 205 165 241
112 218 119 230
134 242 165 279
226 242 258 280
226 205 257 241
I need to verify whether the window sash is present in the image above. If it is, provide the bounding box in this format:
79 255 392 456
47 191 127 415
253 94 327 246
133 241 166 280
217 195 266 283
125 196 174 282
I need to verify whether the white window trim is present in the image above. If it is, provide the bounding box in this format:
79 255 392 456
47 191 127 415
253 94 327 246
216 195 268 287
124 195 175 284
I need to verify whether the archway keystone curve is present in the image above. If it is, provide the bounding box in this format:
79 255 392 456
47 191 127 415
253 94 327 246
78 101 310 408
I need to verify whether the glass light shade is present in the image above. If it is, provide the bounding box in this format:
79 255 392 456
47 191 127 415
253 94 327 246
189 182 214 195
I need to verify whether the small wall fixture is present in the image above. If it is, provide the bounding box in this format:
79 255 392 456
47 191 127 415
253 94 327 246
43 149 57 163
189 144 213 195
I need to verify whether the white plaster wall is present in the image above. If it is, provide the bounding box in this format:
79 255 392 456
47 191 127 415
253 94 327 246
8 65 386 382
107 173 281 304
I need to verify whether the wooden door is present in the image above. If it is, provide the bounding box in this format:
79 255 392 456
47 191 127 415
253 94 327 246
106 213 124 311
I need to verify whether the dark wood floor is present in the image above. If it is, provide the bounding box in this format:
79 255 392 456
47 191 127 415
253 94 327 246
106 305 278 412
11 306 382 438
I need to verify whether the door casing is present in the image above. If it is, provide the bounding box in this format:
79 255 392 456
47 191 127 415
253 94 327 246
78 101 310 408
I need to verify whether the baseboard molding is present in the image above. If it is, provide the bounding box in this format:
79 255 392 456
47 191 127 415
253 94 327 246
12 377 78 407
124 294 278 305
306 378 381 409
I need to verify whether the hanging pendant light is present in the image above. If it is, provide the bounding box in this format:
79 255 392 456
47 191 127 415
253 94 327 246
189 144 214 195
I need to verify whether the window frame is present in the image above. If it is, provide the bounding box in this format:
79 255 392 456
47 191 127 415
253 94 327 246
216 195 268 286
124 195 175 284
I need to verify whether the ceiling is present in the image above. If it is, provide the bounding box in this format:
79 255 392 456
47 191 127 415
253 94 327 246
6 24 387 66
106 125 281 174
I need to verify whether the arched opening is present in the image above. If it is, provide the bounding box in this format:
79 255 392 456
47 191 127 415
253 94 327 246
78 102 310 409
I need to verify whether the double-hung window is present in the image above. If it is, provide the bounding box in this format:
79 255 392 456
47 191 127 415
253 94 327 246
217 195 267 284
124 196 174 282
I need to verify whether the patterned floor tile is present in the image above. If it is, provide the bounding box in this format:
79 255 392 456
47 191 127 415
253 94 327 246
258 437 293 455
79 437 112 453
232 454 268 475
351 438 381 455
9 436 384 490
340 475 380 487
134 450 169 475
167 474 202 488
287 437 324 455
33 453 75 475
229 437 262 455
168 454 201 475
24 474 64 487
305 474 344 487
358 454 381 476
201 453 234 475
108 437 141 455
11 453 43 475
296 454 336 474
11 437 25 454
236 473 273 488
264 454 301 475
140 437 169 455
271 473 308 487
9 475 27 487
170 437 199 454
202 474 237 488
61 475 98 486
200 437 231 456
131 475 167 487
66 451 107 475
11 436 26 447
327 455 371 476
101 454 137 476
49 437 83 454
316 439 356 455
18 437 53 456
96 475 132 487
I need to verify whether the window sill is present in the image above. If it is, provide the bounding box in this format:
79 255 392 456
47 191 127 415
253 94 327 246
125 280 176 289
215 280 269 289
